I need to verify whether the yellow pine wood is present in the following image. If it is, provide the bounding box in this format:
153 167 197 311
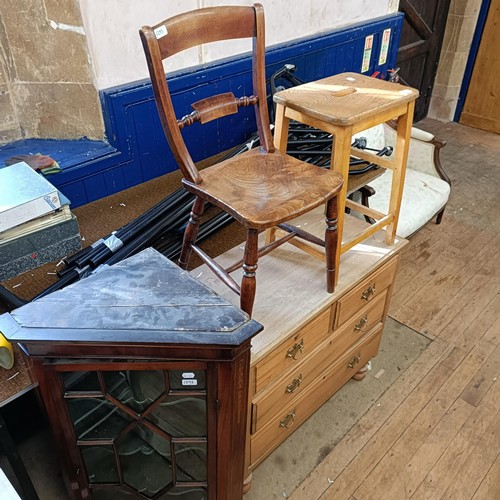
350 147 395 170
250 329 382 468
341 215 393 254
344 199 385 220
253 308 331 393
335 258 398 326
252 294 386 433
460 1 500 134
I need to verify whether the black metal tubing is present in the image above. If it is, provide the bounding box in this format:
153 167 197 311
0 285 28 311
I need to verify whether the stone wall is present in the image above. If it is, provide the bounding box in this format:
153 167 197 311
0 0 104 144
428 0 482 122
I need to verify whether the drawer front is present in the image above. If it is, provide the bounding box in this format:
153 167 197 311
336 256 398 326
254 308 331 393
251 293 386 433
250 327 383 468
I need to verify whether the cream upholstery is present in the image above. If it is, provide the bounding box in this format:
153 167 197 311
353 124 451 238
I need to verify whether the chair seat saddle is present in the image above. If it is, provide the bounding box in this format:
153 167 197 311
140 3 343 316
183 148 343 229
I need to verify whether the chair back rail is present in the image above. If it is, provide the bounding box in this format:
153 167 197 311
140 3 273 185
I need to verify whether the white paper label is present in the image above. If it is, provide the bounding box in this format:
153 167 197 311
361 35 374 73
154 25 168 39
378 29 391 65
182 379 198 386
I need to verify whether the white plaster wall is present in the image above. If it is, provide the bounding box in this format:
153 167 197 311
79 0 395 90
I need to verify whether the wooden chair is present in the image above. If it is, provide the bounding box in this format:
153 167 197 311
139 3 343 316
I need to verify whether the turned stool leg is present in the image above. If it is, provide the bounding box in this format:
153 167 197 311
325 196 339 293
240 229 258 316
178 196 205 270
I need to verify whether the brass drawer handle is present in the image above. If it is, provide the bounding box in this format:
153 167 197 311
347 353 362 369
285 374 303 394
361 283 376 301
279 410 296 429
354 315 369 333
286 339 304 360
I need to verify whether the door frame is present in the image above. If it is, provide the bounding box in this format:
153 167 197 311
454 0 492 121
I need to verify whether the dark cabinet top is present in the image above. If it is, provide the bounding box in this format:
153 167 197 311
0 248 262 347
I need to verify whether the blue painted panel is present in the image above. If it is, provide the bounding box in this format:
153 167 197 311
0 14 403 207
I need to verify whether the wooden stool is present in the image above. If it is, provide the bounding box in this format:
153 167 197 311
273 73 418 283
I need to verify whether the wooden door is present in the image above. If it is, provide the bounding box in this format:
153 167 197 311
397 0 452 121
460 0 500 134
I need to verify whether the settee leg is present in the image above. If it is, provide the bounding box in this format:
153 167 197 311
436 206 446 225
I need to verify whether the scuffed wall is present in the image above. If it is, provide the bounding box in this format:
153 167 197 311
0 0 104 143
0 12 21 143
0 0 397 144
80 0 396 90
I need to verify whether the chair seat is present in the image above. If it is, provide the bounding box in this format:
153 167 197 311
183 148 344 229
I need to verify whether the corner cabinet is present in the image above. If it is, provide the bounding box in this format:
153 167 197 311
0 248 262 500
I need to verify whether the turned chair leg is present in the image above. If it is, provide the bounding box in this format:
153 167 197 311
325 196 339 293
240 229 259 316
178 196 205 270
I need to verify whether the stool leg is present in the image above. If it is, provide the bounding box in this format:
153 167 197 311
325 196 339 293
240 229 259 316
178 196 205 270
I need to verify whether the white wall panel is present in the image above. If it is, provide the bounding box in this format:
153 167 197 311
79 0 394 90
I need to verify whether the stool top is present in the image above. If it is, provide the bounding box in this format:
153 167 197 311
273 72 419 126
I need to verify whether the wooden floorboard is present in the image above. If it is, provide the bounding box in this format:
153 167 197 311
289 120 500 499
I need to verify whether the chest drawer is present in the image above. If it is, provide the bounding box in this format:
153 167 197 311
254 307 331 393
251 291 386 433
250 326 383 468
335 256 398 326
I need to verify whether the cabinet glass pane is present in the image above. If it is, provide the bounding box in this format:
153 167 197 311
149 395 206 437
91 489 135 500
63 371 100 393
118 424 171 497
103 370 165 413
67 398 133 440
157 487 207 499
174 442 207 482
81 446 118 484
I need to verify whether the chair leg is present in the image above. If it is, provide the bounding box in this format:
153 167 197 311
325 196 339 293
240 229 259 316
178 196 205 270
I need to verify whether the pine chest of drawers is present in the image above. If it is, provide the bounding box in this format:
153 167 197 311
195 210 406 480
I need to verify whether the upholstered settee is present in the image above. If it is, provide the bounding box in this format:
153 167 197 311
352 123 451 238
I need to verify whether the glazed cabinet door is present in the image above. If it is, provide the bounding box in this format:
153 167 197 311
35 361 216 500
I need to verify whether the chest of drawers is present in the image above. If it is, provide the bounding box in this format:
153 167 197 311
248 256 398 467
195 209 406 482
